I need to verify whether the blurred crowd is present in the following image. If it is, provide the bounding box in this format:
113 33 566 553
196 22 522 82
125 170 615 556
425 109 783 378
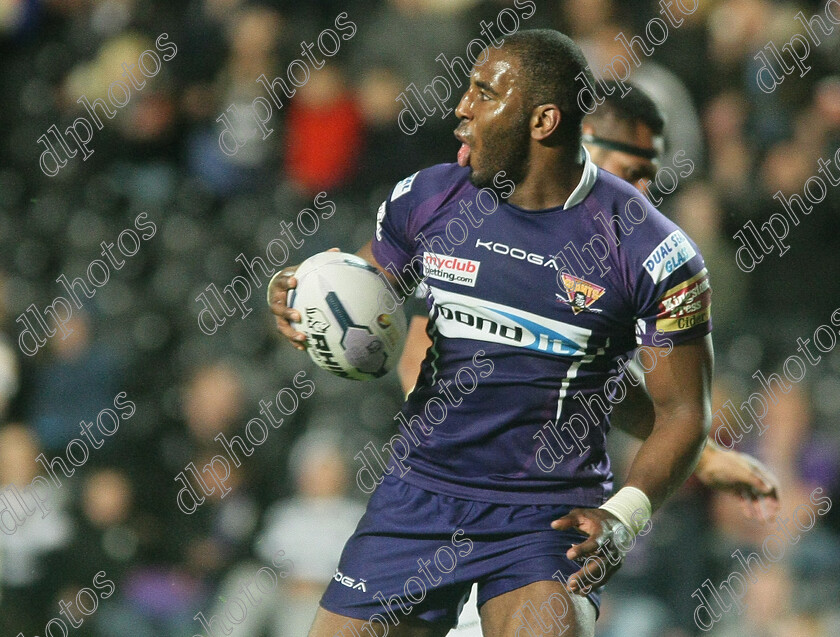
0 0 839 635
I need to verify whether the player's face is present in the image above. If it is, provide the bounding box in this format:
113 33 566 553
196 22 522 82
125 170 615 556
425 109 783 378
454 47 532 189
584 121 659 192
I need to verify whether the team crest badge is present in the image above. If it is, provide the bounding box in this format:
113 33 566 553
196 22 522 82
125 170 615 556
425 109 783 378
556 274 605 314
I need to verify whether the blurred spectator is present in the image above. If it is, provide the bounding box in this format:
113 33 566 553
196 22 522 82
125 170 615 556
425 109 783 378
0 424 72 636
243 428 366 636
0 332 19 421
25 313 121 451
351 0 464 85
283 65 364 195
186 5 283 193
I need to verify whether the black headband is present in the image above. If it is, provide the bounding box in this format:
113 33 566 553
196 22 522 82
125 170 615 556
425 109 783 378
582 133 660 161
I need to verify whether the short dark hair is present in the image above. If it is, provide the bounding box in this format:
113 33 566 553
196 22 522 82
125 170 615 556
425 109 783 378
589 81 665 136
501 29 593 149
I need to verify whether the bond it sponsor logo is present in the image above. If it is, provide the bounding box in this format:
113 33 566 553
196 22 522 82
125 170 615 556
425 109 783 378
643 230 696 283
423 252 480 287
656 269 711 332
430 286 590 356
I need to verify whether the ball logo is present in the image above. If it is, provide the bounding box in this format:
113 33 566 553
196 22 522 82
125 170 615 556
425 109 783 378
376 314 392 328
306 308 331 333
310 333 349 378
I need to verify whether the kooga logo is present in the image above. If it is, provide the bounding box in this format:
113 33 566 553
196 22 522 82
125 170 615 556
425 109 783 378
475 239 559 268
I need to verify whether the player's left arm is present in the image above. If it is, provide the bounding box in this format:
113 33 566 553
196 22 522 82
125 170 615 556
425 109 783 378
623 333 713 511
611 380 780 520
551 336 712 595
553 221 717 594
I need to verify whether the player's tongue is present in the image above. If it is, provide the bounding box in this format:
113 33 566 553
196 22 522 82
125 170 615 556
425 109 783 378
457 143 471 167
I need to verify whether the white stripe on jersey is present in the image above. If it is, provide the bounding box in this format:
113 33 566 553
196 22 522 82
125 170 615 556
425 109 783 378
555 338 606 422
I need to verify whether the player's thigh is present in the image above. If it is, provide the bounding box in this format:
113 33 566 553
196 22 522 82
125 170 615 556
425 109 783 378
478 581 595 637
308 607 452 637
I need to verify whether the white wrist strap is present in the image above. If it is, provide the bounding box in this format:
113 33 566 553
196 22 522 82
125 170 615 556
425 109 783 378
599 486 651 537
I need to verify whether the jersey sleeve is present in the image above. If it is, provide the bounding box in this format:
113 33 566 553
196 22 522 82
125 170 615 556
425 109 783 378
632 226 712 347
371 171 421 272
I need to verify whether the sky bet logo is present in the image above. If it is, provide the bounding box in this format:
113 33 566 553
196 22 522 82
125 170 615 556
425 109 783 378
422 253 480 287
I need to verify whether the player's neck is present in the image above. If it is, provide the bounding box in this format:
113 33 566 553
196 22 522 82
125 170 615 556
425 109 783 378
506 154 585 211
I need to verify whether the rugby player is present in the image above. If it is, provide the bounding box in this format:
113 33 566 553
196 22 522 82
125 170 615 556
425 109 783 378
268 31 765 636
436 83 780 635
401 79 779 528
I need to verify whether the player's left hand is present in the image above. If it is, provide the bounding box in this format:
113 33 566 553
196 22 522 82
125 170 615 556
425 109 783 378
550 508 631 596
694 443 780 522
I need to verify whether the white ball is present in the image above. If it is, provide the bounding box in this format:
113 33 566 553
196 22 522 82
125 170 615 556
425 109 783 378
288 252 407 381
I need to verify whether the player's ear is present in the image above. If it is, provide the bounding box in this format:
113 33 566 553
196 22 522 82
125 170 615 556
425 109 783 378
531 104 561 141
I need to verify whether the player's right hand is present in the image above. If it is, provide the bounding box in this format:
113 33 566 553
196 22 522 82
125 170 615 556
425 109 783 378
551 508 631 595
267 247 341 351
267 266 306 350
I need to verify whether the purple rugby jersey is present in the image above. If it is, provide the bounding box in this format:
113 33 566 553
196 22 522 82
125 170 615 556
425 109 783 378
371 149 712 506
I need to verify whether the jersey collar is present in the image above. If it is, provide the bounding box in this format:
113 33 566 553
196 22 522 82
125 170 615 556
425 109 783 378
563 146 598 210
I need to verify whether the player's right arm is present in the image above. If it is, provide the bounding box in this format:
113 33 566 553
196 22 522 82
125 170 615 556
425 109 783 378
266 243 403 351
267 264 309 351
268 169 426 350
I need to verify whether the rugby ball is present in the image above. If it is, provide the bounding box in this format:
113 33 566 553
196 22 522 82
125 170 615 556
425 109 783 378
288 252 407 381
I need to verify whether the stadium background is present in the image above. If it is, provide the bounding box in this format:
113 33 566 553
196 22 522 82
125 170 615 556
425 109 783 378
0 0 839 635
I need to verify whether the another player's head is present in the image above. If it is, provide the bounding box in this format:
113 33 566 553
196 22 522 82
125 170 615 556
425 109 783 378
582 82 664 191
454 29 593 188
